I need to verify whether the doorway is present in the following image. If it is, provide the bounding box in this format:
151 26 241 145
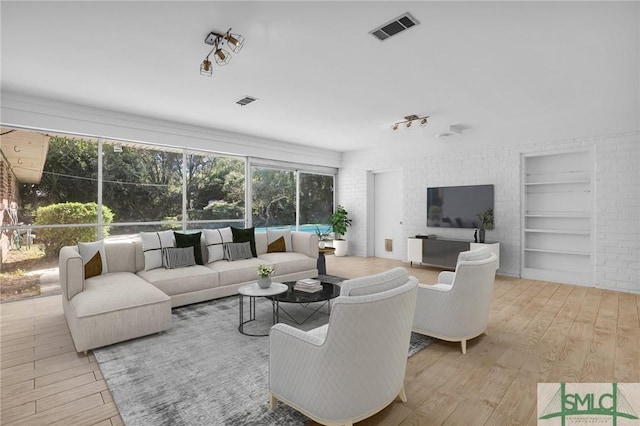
373 170 403 259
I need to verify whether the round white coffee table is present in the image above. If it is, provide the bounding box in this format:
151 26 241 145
238 282 288 336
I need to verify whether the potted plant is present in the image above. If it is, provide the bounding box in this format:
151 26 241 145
257 264 275 289
314 226 332 248
476 208 494 243
330 205 352 256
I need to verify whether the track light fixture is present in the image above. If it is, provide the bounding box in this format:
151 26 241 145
392 115 430 131
200 28 245 77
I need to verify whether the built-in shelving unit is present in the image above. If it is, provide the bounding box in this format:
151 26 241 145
522 150 594 286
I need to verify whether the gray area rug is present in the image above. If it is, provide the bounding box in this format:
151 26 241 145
94 276 432 425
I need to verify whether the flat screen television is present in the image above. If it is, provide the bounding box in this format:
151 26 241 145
427 184 494 229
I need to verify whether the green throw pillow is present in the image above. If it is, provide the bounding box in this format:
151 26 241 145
174 232 204 265
231 227 257 257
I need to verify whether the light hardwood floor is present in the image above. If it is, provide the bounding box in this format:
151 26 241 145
1 256 639 425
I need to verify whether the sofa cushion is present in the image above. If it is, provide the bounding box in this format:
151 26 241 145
203 227 233 263
70 272 169 317
174 232 204 265
208 257 267 286
137 265 219 296
141 231 175 271
257 252 317 276
78 240 108 278
231 227 257 257
267 229 292 252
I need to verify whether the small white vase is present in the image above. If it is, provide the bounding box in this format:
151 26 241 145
258 276 272 289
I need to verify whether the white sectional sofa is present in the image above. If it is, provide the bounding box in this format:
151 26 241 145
59 231 319 352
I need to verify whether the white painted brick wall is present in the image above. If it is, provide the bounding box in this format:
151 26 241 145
594 133 640 293
338 131 639 294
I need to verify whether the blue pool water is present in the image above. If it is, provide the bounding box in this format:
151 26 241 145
255 224 332 234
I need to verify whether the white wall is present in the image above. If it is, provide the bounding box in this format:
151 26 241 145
339 131 640 294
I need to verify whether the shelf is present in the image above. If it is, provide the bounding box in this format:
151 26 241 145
525 212 590 218
525 180 590 186
523 150 594 286
524 229 590 235
524 248 591 256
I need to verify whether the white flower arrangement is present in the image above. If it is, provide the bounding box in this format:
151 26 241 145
257 264 275 277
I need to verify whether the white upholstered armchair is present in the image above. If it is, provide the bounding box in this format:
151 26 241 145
268 267 418 426
412 247 498 354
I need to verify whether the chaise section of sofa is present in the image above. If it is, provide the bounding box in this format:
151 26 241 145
59 242 172 353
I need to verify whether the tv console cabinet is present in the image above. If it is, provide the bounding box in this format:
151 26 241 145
407 237 499 270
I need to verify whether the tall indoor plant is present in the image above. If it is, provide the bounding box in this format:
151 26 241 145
330 205 352 256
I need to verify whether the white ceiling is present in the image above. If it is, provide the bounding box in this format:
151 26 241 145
1 1 638 153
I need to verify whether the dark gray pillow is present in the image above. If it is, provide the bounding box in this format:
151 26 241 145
224 242 253 261
162 247 196 269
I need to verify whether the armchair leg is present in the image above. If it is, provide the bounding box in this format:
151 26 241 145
268 392 277 411
398 385 407 403
460 340 467 354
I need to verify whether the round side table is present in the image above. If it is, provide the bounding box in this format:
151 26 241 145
238 282 288 336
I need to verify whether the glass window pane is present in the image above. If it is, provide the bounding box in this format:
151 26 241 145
299 173 334 234
19 135 98 225
251 167 295 228
103 142 182 225
185 152 245 226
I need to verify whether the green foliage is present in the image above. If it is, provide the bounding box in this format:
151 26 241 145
103 145 182 222
252 168 296 227
330 205 352 240
19 137 99 223
477 208 494 230
299 174 334 225
16 135 332 235
34 202 114 257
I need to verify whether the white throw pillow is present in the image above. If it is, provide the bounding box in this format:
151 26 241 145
78 240 109 278
204 227 233 263
141 230 175 271
266 229 292 252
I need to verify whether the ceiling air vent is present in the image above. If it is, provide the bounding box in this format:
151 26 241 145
369 12 419 41
235 96 258 107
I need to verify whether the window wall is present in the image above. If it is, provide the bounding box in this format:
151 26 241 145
0 127 335 301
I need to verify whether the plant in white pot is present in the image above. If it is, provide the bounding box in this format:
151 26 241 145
330 205 352 257
476 208 494 243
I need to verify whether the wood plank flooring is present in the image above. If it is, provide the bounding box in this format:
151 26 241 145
1 256 639 425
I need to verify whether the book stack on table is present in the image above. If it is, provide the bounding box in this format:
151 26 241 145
294 278 322 293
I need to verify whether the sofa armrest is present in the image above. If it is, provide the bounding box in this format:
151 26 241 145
290 231 318 259
59 246 84 300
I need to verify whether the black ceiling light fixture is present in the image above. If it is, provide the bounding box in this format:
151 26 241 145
200 28 245 77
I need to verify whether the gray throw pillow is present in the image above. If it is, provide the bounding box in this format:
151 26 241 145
224 242 253 261
162 247 196 269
